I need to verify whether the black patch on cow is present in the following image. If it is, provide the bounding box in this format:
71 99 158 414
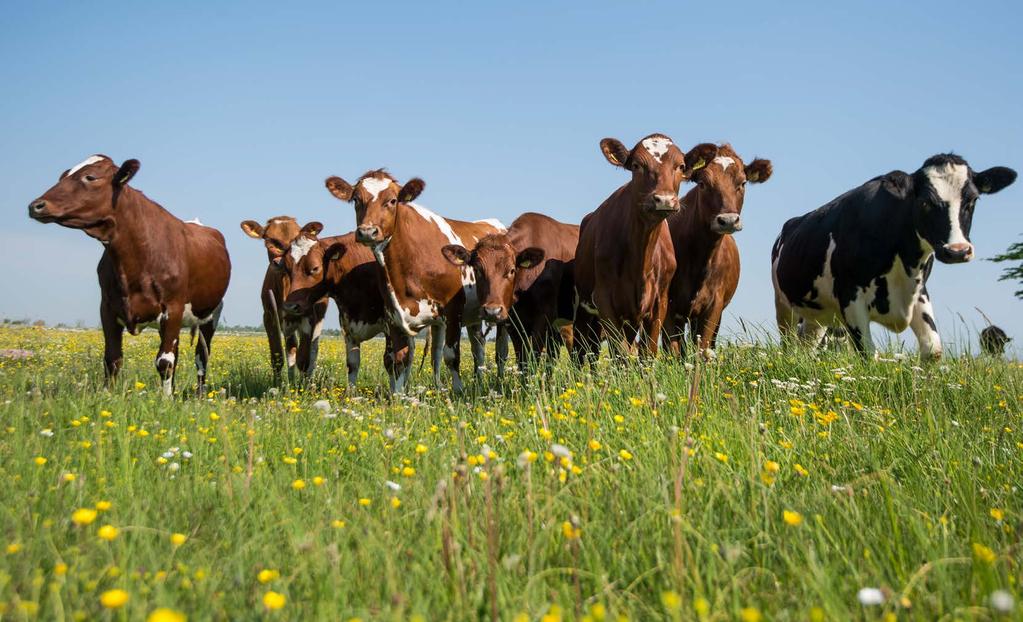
922 312 937 333
871 276 889 315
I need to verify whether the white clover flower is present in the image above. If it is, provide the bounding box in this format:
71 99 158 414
385 480 401 491
182 451 192 459
857 588 885 606
168 462 180 472
40 429 54 437
989 590 1015 613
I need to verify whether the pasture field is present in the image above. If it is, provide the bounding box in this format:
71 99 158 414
0 326 1020 621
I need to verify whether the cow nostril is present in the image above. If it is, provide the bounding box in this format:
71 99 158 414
31 200 46 213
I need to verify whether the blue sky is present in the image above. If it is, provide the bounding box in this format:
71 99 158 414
2 1 1020 353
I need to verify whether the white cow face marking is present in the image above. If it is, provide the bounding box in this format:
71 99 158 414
360 177 392 201
713 156 735 171
290 236 317 262
921 162 975 262
66 155 107 177
641 136 673 163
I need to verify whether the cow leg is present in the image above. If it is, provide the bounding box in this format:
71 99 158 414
842 304 874 357
775 289 800 345
694 305 724 360
469 322 486 383
284 330 298 383
910 289 942 361
345 334 361 387
193 301 220 397
384 329 416 394
511 328 528 373
100 303 124 383
495 323 509 381
662 314 683 358
444 312 465 393
296 327 313 377
263 310 285 382
306 316 324 377
156 308 183 397
430 323 445 386
572 309 602 367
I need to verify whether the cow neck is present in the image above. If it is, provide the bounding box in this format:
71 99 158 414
678 186 727 275
102 186 175 277
375 204 421 304
625 185 668 279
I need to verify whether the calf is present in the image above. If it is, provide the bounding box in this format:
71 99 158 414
281 225 415 391
665 144 772 357
574 134 716 361
240 217 329 381
440 212 579 371
28 155 231 395
772 154 1016 359
324 170 506 391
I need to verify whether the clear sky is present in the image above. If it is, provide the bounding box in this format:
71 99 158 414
2 1 1020 354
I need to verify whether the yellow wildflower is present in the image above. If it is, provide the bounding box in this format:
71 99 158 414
99 589 130 609
71 508 98 526
262 591 286 610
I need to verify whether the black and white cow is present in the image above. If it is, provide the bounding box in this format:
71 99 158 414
772 154 1016 359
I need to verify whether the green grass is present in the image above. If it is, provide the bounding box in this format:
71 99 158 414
0 326 1020 621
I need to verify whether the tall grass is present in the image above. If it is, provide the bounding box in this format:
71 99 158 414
0 326 1019 621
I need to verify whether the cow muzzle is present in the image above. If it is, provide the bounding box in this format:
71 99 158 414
481 304 507 322
282 301 305 316
28 199 51 221
356 225 382 245
712 213 743 234
647 193 680 215
938 242 974 264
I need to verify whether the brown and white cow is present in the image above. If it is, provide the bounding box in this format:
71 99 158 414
280 225 415 391
440 212 579 371
574 134 716 362
324 170 506 391
240 216 329 382
28 155 231 395
665 144 772 357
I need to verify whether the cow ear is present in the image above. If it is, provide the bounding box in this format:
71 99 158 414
398 178 425 203
240 220 265 239
600 138 630 168
881 171 914 199
114 159 140 186
325 176 355 202
324 242 347 263
441 244 470 266
745 158 773 184
300 221 323 237
516 247 546 269
974 166 1017 195
683 144 718 176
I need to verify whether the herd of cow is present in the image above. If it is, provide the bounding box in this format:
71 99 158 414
26 135 1017 395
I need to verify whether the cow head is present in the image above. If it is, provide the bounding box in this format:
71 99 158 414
886 154 1017 264
325 170 425 247
28 155 140 240
441 235 545 322
684 144 772 234
281 222 342 317
240 216 303 268
599 134 717 222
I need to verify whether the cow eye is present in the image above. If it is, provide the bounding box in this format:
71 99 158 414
386 198 397 207
310 265 321 275
84 175 98 182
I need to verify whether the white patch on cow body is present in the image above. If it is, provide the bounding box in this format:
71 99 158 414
641 136 673 163
713 156 735 171
290 236 316 262
474 218 506 231
407 203 464 246
181 303 218 327
67 155 106 177
157 351 176 367
924 163 970 247
360 177 392 201
162 377 173 396
343 318 382 342
185 218 204 226
864 255 921 332
372 246 443 335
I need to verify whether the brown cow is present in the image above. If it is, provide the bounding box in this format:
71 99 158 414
440 212 579 371
28 155 231 395
574 135 716 362
240 217 329 382
665 144 772 357
281 225 415 391
324 170 506 391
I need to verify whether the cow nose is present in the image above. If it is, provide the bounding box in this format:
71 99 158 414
356 225 380 243
29 200 47 216
715 214 743 232
651 194 679 211
942 242 974 262
282 301 302 315
482 304 505 319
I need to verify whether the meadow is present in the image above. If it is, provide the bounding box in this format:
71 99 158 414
0 325 1019 621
